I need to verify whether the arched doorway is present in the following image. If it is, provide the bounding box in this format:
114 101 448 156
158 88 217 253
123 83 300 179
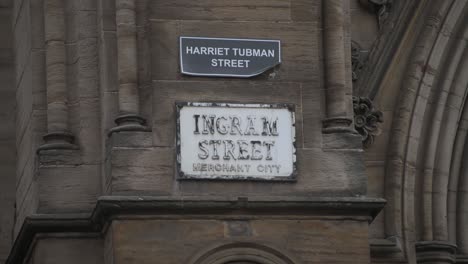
190 242 297 264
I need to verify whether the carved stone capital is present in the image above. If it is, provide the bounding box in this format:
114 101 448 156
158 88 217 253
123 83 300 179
353 97 383 148
108 114 150 136
37 131 78 153
359 0 393 28
352 41 367 82
415 241 457 264
322 117 355 134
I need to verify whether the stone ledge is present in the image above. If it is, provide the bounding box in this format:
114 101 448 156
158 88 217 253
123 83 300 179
370 237 402 255
6 196 386 264
415 241 457 264
457 255 468 263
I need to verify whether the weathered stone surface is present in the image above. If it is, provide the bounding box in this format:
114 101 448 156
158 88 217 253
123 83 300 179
37 164 100 213
98 0 116 31
291 0 321 21
32 237 103 264
15 181 38 236
110 131 152 148
177 148 366 196
0 9 12 49
30 0 45 49
108 147 173 195
13 0 31 85
149 0 291 21
302 81 324 148
322 132 363 150
110 218 370 264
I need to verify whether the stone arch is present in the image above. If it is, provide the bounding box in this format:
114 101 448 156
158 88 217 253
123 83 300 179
383 0 468 261
189 242 297 264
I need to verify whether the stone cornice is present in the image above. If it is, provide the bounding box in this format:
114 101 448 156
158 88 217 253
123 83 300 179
6 196 385 264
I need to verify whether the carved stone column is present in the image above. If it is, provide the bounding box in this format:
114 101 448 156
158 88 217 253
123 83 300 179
322 0 354 133
110 0 148 134
415 241 457 264
38 0 77 151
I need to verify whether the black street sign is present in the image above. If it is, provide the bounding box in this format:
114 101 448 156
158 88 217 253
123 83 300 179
180 37 281 78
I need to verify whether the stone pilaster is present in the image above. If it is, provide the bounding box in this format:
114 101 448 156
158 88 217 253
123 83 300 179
322 0 354 134
110 0 148 134
38 0 77 152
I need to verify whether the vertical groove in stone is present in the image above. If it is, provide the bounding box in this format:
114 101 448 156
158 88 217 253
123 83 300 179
321 0 353 133
110 0 148 133
39 0 77 150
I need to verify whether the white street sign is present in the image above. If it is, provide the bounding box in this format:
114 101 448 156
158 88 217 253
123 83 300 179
177 102 296 181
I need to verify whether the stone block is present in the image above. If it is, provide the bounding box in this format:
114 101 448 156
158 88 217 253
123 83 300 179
15 64 32 143
16 122 33 182
31 50 46 109
148 0 291 21
77 11 98 39
109 147 173 195
0 56 13 92
109 218 370 264
15 150 34 215
292 148 367 195
0 9 12 49
302 81 324 148
37 164 100 213
76 38 99 98
15 180 38 236
14 0 32 85
38 149 82 165
0 91 15 140
110 131 152 148
178 148 366 197
30 0 45 49
322 132 363 150
291 0 321 21
32 237 103 264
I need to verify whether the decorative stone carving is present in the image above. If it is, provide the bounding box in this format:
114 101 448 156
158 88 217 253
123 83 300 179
359 0 393 28
352 41 365 82
353 96 383 148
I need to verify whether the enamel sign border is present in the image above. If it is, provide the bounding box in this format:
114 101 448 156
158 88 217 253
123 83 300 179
176 102 297 181
179 36 281 78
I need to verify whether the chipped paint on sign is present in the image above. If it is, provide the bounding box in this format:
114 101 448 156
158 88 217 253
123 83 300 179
176 102 296 181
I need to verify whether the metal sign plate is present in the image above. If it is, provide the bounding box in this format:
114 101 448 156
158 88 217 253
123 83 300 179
176 102 296 181
179 37 281 78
